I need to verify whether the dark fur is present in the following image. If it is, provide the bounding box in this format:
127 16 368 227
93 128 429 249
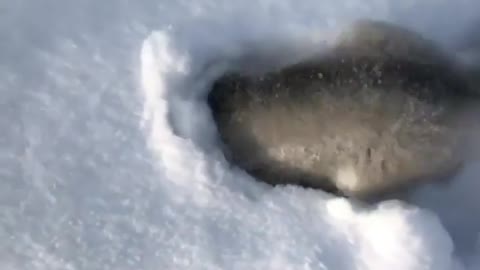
208 20 480 200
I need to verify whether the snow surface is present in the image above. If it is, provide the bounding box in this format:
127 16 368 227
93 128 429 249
1 1 480 269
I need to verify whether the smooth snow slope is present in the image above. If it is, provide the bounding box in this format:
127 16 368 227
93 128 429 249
1 1 480 269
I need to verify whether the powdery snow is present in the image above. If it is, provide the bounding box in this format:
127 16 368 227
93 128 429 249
1 1 480 270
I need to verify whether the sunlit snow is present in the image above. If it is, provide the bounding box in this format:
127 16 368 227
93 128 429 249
1 1 480 269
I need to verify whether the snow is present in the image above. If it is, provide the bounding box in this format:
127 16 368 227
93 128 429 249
1 0 480 269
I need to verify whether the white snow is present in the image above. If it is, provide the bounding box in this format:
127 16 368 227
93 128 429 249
1 1 480 270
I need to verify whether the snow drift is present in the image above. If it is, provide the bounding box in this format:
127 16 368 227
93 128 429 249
1 0 480 269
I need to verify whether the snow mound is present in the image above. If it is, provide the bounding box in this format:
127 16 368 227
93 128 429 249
1 0 480 269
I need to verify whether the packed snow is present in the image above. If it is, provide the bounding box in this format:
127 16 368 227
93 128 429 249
1 1 480 269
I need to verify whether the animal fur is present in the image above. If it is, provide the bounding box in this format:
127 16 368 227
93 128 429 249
208 19 480 199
